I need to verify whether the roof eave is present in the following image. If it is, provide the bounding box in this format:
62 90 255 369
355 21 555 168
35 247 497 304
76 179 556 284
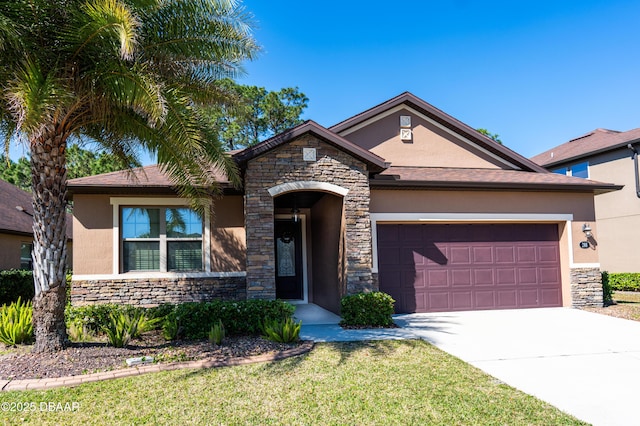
536 138 640 168
369 179 623 193
234 121 388 172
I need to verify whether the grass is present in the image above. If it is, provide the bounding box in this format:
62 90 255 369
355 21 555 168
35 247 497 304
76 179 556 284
0 340 585 425
614 291 640 304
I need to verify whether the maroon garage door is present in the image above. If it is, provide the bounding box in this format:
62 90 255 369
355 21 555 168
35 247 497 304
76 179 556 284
377 223 562 313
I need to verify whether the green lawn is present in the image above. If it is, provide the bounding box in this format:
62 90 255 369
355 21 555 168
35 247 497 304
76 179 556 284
0 340 585 425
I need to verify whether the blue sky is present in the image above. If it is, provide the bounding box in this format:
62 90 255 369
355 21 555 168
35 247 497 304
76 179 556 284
7 1 639 163
238 0 640 158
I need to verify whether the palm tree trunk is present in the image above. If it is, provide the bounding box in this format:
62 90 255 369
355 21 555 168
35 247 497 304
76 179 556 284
30 127 69 353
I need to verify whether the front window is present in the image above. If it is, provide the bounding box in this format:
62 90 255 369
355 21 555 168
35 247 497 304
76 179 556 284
20 243 33 270
121 207 203 272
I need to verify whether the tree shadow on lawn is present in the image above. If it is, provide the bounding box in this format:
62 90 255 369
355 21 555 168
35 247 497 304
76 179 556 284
173 340 429 383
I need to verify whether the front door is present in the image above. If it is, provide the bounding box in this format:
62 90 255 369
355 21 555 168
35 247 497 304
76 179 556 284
275 219 303 299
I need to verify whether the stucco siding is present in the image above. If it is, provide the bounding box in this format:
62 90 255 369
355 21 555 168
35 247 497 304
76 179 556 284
72 194 113 274
342 109 505 169
0 234 26 270
588 149 640 272
211 196 246 272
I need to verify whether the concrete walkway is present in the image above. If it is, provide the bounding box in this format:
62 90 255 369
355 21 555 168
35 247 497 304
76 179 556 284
301 307 640 426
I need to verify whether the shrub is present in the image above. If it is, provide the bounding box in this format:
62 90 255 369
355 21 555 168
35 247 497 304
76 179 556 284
601 271 613 305
0 270 34 305
208 320 225 345
162 314 180 341
606 273 640 292
168 299 295 339
102 311 147 348
340 291 395 328
65 304 141 334
67 319 94 342
261 317 301 343
0 297 34 346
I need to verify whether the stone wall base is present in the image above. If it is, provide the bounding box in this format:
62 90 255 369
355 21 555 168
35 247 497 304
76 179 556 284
71 276 247 307
570 267 603 307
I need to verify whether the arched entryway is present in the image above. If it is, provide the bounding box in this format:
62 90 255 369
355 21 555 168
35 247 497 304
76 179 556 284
272 186 345 314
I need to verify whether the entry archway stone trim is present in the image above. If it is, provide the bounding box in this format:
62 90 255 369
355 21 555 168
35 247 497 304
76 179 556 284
267 181 349 197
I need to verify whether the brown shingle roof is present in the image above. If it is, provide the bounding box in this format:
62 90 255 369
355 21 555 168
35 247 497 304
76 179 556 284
531 128 640 168
371 166 621 193
68 164 231 194
0 179 72 239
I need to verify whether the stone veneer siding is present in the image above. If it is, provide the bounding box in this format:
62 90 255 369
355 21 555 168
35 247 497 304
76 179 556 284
570 267 604 307
71 276 247 306
244 135 375 299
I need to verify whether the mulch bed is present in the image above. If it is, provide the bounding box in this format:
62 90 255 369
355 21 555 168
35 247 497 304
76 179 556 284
0 331 306 380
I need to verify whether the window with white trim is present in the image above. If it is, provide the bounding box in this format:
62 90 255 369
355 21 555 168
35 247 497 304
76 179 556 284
121 207 203 272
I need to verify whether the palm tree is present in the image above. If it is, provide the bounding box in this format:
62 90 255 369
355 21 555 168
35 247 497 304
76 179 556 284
0 0 258 352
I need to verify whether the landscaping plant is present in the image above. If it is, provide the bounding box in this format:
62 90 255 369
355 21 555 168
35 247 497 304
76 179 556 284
340 291 396 327
162 315 180 341
0 297 34 346
261 317 301 343
208 320 225 345
102 311 156 348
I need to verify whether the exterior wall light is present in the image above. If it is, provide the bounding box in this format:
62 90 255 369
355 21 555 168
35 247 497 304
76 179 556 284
582 223 592 238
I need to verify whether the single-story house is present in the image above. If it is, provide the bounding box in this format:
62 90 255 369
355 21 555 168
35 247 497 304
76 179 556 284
0 179 72 270
68 92 620 313
532 128 640 273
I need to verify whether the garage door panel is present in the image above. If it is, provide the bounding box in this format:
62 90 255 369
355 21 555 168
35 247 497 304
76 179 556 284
474 269 494 285
427 270 449 287
495 246 516 263
539 267 560 284
451 269 472 286
408 269 426 289
378 223 562 313
518 268 538 284
378 247 400 265
450 247 471 264
541 288 562 306
497 290 517 308
539 246 559 262
519 289 540 307
472 246 494 263
496 268 517 285
428 292 451 311
452 292 472 310
475 291 496 308
517 246 537 263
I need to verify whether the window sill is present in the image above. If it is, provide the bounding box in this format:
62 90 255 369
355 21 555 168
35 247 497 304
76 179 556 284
72 271 246 281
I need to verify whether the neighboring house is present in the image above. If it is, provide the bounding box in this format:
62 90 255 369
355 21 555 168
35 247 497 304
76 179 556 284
532 128 640 273
68 93 620 314
0 179 72 270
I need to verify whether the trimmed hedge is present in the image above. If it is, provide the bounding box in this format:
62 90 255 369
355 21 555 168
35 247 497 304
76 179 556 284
168 299 295 339
340 291 395 327
65 300 296 340
0 270 34 305
605 272 640 292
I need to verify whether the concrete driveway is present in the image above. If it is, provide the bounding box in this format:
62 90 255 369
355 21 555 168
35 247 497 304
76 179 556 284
394 308 640 426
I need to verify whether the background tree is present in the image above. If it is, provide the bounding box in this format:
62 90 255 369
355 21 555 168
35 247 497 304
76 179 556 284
1 145 124 189
206 79 308 150
477 128 503 145
0 155 30 191
0 0 257 352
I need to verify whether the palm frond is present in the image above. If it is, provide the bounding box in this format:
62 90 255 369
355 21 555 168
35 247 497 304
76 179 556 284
5 59 67 136
72 0 139 60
